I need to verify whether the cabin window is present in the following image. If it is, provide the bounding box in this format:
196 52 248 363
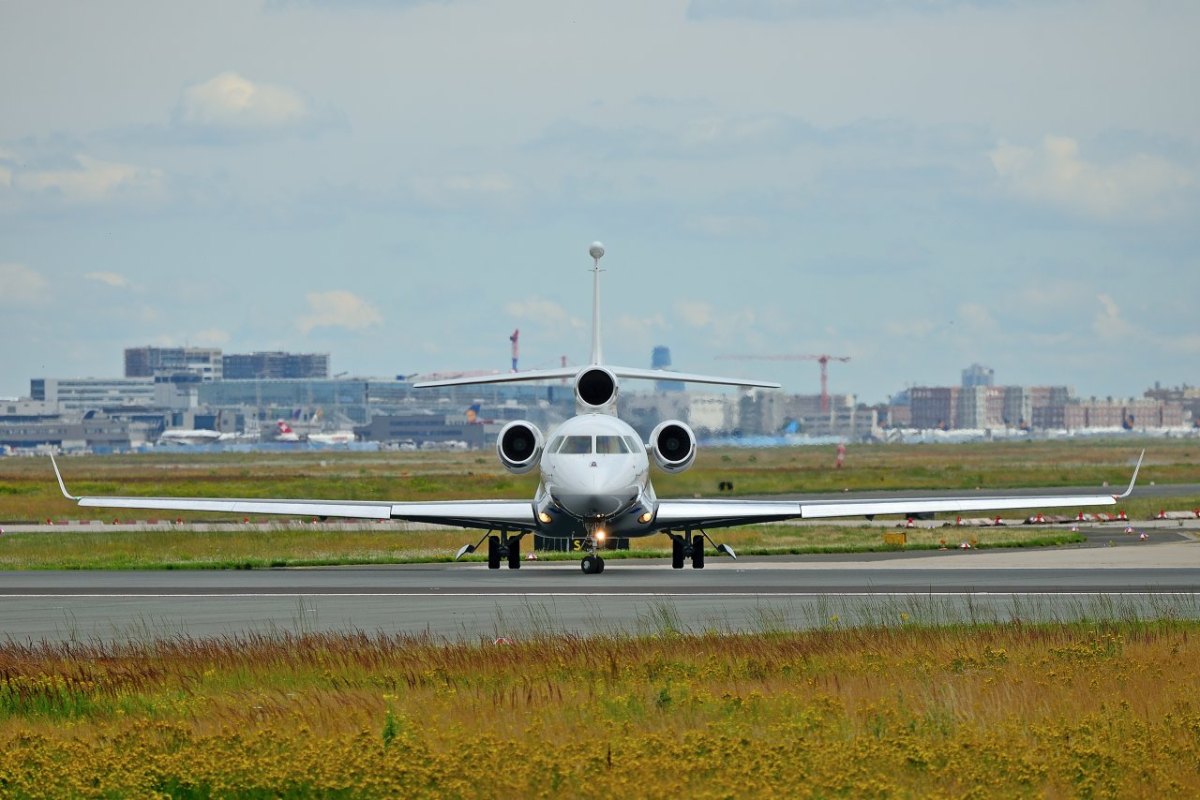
595 435 631 454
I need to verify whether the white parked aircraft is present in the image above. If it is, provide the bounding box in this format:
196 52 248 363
51 243 1141 574
275 420 355 446
158 429 223 446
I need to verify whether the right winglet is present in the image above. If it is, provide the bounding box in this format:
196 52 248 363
49 454 78 501
1114 449 1145 500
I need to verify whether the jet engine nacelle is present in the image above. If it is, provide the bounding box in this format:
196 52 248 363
496 420 544 475
649 420 697 474
574 366 619 411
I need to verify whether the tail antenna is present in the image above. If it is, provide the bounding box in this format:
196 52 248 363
588 242 605 365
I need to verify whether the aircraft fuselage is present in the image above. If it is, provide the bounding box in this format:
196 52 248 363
533 413 658 540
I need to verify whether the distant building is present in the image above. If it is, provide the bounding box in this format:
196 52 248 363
1064 398 1185 429
354 413 486 448
124 347 223 381
223 352 329 380
650 346 685 393
1001 386 1031 428
956 386 996 429
0 413 132 451
31 377 156 411
961 363 994 388
1144 384 1200 426
910 387 959 429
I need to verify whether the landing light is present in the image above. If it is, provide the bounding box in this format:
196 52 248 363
595 530 607 541
638 511 652 524
538 511 552 524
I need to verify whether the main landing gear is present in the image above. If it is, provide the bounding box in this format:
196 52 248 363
669 531 736 569
456 530 526 569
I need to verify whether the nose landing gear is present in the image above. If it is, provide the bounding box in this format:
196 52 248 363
579 525 607 574
581 553 605 574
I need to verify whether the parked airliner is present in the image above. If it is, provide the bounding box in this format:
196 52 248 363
52 243 1140 574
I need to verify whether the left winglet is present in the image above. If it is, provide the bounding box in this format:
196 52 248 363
49 454 78 501
1114 449 1145 500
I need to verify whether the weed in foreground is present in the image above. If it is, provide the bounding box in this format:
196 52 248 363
0 620 1198 797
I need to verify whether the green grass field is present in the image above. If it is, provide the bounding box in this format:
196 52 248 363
0 524 1085 570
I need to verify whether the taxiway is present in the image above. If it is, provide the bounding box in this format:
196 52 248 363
2 532 1197 644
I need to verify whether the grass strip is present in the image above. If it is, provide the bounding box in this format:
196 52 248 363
0 526 1085 570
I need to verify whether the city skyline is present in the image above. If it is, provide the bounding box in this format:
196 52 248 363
2 1 1197 401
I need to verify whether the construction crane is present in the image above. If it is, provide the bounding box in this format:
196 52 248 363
510 329 519 372
716 354 851 413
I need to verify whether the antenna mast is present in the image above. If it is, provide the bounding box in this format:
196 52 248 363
588 242 605 365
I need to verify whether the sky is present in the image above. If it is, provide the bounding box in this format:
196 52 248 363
1 0 1197 404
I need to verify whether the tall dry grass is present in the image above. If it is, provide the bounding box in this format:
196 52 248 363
1 621 1197 797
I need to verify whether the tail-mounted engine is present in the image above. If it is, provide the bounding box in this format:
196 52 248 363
496 420 544 474
574 366 619 413
649 420 696 473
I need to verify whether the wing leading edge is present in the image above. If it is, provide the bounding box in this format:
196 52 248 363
50 455 536 530
653 451 1143 531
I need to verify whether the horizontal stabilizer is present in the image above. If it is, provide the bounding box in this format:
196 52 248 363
415 365 779 390
610 367 779 389
414 367 578 388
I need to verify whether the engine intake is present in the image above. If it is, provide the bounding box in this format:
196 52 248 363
649 420 696 474
575 367 618 410
496 420 544 474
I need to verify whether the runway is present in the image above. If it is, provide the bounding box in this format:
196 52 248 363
3 533 1198 644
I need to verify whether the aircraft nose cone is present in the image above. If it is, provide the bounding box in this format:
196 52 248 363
553 465 638 518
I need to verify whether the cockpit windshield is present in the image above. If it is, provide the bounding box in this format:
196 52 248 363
555 435 593 455
595 435 631 454
547 434 639 455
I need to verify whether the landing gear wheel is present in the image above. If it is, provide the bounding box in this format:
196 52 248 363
671 537 685 569
487 535 501 570
581 554 605 574
507 536 521 569
691 533 705 569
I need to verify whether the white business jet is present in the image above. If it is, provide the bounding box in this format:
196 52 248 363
51 243 1141 574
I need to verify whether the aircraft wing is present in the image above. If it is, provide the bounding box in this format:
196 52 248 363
653 452 1142 530
51 456 537 530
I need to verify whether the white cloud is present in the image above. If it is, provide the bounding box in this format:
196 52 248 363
10 155 164 205
689 0 1017 20
504 297 572 324
0 263 50 306
84 271 130 288
175 72 313 134
410 172 519 209
297 290 382 333
989 135 1192 219
675 299 715 328
957 301 997 333
193 328 231 346
884 318 935 338
613 312 667 342
1092 292 1135 340
685 214 770 237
